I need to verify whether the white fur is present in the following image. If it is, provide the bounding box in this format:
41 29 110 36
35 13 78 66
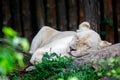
29 22 112 65
29 26 76 54
30 36 74 64
29 26 59 54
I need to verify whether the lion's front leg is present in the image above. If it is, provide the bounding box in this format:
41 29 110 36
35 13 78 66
30 49 46 64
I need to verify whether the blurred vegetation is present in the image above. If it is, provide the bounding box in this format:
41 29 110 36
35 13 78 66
0 26 29 79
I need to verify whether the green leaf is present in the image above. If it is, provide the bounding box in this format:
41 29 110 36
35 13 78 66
50 53 58 57
0 47 15 75
20 38 29 51
68 76 78 80
15 52 24 67
116 67 120 74
43 53 50 59
2 26 17 37
12 37 29 51
12 37 21 47
100 31 106 36
104 17 114 28
57 78 64 80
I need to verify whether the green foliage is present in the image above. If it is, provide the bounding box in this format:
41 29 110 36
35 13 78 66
23 53 72 80
0 26 29 76
97 58 120 79
2 26 29 51
49 64 100 80
100 31 106 36
12 37 29 51
104 17 114 28
11 53 120 80
100 16 114 36
2 26 18 37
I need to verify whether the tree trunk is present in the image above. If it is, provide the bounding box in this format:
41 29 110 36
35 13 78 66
0 0 3 37
68 0 78 31
9 0 23 36
36 0 45 29
73 43 120 66
56 0 68 31
116 0 120 42
22 0 32 42
46 0 57 29
83 0 100 33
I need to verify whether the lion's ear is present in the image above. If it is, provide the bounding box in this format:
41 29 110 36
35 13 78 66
79 22 90 30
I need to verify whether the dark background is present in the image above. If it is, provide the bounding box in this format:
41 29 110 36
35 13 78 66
0 0 120 43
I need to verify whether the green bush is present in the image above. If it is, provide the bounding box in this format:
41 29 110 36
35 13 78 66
97 58 120 79
11 53 120 80
23 53 73 80
0 26 29 76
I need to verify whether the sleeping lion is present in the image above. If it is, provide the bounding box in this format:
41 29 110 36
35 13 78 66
26 22 111 71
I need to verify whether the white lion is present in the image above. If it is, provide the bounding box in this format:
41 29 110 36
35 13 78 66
26 22 111 71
